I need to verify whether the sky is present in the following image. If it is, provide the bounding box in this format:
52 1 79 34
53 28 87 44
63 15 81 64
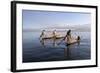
22 10 91 30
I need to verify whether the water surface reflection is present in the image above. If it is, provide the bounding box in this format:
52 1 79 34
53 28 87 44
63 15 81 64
23 31 90 63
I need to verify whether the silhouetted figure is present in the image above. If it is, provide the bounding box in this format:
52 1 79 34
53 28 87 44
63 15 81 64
52 30 57 39
40 30 45 38
65 30 80 45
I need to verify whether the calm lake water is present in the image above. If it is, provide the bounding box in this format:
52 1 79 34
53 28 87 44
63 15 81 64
23 31 91 63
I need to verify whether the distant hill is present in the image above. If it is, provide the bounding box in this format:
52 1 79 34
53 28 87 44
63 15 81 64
23 24 91 32
43 24 91 32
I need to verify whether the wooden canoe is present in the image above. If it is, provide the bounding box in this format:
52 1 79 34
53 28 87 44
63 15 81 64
41 36 64 40
66 40 80 46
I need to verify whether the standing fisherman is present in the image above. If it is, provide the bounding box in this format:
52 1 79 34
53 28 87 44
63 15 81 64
58 30 80 45
40 30 45 38
64 30 80 45
52 30 57 39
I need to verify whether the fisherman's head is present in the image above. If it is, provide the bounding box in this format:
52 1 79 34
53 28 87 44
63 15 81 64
67 30 71 35
77 36 80 40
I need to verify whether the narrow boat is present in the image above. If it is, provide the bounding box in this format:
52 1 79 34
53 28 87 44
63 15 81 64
41 36 64 40
66 36 80 46
66 41 80 46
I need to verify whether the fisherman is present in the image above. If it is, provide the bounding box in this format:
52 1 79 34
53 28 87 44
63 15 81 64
40 30 45 38
65 30 80 45
52 30 57 39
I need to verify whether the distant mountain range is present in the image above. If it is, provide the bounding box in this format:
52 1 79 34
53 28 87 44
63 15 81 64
43 24 91 31
23 24 91 32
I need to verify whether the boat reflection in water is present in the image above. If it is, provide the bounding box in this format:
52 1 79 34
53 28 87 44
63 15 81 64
23 31 90 63
39 38 80 59
64 42 80 60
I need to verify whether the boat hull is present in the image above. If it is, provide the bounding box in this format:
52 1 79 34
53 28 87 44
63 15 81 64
41 36 64 40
